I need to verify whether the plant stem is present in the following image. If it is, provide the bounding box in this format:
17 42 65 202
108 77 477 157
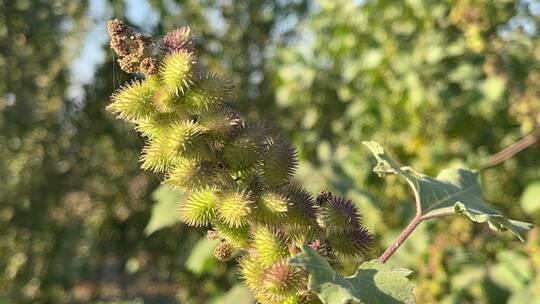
378 176 457 263
482 130 538 169
406 179 422 217
378 130 540 264
379 215 423 263
378 179 425 264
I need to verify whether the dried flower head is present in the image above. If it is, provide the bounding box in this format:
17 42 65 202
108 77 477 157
162 26 193 53
107 19 153 74
214 241 233 261
140 57 158 75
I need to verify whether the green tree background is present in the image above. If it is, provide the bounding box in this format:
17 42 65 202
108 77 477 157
0 0 538 303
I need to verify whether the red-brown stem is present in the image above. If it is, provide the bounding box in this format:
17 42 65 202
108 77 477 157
379 215 423 263
379 131 538 263
483 131 538 169
378 206 457 263
378 178 456 263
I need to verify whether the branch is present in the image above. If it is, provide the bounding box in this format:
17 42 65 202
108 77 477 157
376 130 539 263
482 130 538 169
378 189 454 263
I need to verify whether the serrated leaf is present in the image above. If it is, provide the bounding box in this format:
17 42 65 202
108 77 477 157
144 184 183 235
363 141 532 241
289 245 416 304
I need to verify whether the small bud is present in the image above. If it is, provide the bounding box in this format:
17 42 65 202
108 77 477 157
164 121 206 155
213 241 233 261
309 239 322 251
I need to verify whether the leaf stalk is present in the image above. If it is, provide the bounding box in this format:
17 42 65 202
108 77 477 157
378 189 454 263
378 215 423 263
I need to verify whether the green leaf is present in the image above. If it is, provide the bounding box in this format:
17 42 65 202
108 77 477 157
289 245 416 304
489 250 532 292
363 141 532 241
520 181 540 215
211 285 255 304
185 238 219 275
144 184 183 235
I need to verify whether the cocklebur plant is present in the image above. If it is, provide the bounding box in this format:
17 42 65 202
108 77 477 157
107 19 373 304
106 20 533 304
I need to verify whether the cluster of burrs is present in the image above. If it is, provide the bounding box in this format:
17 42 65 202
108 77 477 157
106 19 374 304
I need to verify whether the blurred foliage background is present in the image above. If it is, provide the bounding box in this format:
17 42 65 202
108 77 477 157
0 0 539 303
